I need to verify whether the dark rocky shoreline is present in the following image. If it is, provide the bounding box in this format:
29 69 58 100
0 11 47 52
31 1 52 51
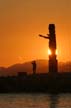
0 72 71 94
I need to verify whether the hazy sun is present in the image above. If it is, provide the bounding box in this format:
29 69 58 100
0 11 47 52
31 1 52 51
56 49 58 55
48 49 52 55
48 49 58 55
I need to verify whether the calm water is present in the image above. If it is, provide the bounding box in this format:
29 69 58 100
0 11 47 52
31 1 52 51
0 93 71 108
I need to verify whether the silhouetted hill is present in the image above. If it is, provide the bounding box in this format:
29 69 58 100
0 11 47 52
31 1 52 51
59 61 71 72
0 60 48 76
0 67 7 76
0 60 71 76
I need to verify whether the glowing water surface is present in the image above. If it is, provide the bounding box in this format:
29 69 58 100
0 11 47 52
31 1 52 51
0 93 71 108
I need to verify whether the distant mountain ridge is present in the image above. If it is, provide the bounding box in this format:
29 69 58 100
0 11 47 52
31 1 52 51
0 59 71 76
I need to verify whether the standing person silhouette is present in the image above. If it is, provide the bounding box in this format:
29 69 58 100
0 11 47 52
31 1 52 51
31 60 36 75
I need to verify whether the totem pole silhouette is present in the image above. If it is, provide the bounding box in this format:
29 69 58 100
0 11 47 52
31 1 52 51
39 24 58 75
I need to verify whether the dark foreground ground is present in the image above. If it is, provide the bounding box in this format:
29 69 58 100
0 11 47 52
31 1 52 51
0 72 71 94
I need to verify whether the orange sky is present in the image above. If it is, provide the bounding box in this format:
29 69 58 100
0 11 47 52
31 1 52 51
0 0 71 67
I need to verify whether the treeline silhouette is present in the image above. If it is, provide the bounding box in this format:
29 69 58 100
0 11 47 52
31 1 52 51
0 72 71 93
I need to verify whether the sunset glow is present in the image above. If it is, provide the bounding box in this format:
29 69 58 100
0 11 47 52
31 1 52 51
0 0 71 67
48 49 58 55
56 49 58 55
48 49 52 55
